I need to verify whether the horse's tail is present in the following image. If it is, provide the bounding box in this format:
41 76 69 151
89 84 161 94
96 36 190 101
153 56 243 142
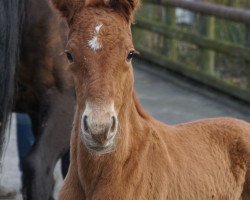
0 0 25 164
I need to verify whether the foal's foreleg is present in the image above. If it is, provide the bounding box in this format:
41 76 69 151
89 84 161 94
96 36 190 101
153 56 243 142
59 165 86 200
24 89 75 200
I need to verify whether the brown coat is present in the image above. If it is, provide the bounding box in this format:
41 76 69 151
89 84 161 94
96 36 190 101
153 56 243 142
51 0 250 199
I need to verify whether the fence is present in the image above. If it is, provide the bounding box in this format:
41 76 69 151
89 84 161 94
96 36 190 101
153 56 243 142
133 0 250 102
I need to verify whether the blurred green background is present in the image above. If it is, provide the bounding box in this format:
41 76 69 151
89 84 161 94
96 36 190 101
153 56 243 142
133 0 250 102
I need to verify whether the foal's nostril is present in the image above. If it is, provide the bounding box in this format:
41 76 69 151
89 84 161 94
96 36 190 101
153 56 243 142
110 116 117 132
83 115 89 133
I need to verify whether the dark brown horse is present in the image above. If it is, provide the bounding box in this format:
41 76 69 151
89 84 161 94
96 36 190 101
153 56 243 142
0 0 74 199
52 0 250 199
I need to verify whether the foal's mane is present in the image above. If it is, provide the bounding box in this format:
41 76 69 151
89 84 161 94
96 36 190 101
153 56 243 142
133 92 150 120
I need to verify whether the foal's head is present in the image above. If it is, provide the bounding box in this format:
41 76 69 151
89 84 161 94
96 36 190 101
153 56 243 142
52 0 140 154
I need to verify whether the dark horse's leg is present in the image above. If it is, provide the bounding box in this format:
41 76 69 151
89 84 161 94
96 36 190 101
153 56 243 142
24 88 75 200
61 150 70 178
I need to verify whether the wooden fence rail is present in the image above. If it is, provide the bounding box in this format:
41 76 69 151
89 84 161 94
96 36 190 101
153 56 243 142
143 0 250 24
136 19 250 61
133 0 250 103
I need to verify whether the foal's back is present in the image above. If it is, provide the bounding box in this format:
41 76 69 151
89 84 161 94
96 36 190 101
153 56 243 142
152 117 250 199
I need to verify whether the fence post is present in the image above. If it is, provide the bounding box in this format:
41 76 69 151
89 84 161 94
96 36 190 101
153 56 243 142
200 16 215 75
246 25 250 88
231 0 240 7
167 7 178 60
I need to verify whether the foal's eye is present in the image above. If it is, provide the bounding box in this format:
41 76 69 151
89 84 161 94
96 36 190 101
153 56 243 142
65 51 74 64
126 51 134 62
126 50 139 62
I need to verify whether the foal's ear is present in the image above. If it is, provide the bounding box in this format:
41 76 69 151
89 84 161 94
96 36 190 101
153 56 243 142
85 0 140 22
109 0 140 21
51 0 85 23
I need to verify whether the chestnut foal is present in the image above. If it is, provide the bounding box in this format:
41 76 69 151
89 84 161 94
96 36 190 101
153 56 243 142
52 0 250 199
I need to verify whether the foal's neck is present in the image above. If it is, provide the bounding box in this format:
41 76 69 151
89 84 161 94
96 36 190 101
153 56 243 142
118 91 151 152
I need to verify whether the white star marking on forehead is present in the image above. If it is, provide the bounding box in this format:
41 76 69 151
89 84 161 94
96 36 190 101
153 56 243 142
88 24 103 51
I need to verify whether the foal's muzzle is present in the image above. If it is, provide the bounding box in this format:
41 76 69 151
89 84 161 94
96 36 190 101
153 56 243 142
83 115 117 144
80 102 118 153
